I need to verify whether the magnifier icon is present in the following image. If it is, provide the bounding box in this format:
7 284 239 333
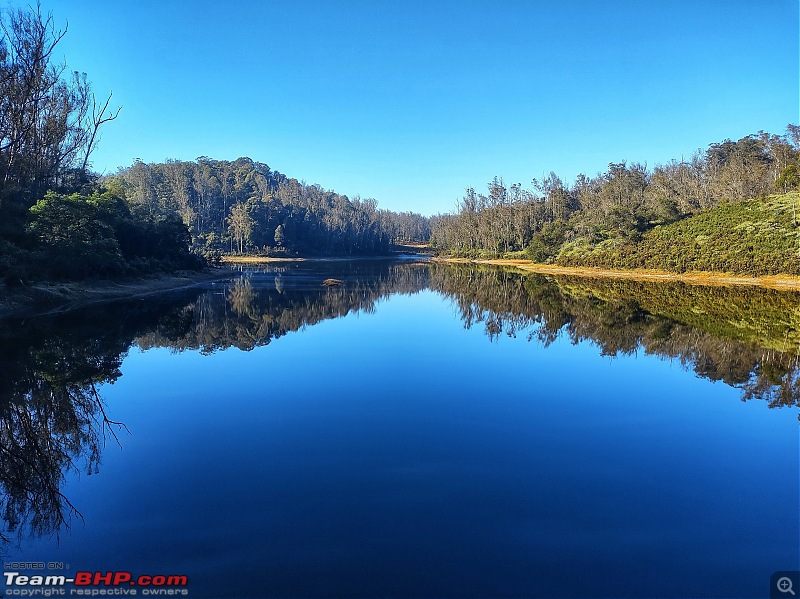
778 577 796 595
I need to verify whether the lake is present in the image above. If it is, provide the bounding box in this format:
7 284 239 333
1 260 798 598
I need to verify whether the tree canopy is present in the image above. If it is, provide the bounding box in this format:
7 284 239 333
105 156 431 257
431 127 800 276
0 4 202 282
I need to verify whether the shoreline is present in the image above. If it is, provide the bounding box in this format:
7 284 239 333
6 255 799 319
222 252 431 264
222 256 306 263
0 253 432 319
431 257 800 291
0 267 233 319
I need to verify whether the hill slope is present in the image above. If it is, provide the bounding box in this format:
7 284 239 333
557 192 800 276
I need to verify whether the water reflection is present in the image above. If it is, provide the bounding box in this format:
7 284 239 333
428 264 800 410
0 298 197 543
136 262 430 352
0 260 798 545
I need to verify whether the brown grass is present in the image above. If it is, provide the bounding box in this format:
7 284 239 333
221 256 305 264
396 243 431 249
430 258 800 290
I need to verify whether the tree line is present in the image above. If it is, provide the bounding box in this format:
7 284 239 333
105 157 431 258
0 4 430 284
0 4 202 282
430 127 800 266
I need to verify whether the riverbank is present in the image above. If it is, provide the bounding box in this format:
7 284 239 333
222 256 306 263
222 253 431 265
431 257 800 291
0 267 233 318
221 243 432 264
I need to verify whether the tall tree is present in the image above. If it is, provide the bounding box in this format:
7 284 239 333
0 3 118 234
227 202 254 254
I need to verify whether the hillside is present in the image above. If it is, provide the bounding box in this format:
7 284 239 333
430 127 800 277
556 192 800 276
106 157 431 258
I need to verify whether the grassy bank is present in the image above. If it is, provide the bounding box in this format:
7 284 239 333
557 193 800 276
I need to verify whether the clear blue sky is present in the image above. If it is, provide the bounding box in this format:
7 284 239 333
30 0 800 215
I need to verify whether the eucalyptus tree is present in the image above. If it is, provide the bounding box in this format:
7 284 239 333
227 201 254 253
110 155 428 255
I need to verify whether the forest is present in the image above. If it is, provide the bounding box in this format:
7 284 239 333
431 128 800 276
0 4 430 285
105 157 431 259
3 3 798 285
0 4 204 282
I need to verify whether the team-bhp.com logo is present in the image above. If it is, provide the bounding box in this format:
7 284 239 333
4 571 189 596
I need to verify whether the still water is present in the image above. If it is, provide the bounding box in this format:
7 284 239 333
1 261 798 598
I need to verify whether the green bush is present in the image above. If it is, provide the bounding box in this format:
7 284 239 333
22 191 204 280
555 193 800 276
526 219 570 263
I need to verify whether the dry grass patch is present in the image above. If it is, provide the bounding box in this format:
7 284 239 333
221 256 305 264
433 257 800 290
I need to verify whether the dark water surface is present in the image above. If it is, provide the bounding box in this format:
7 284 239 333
1 261 798 598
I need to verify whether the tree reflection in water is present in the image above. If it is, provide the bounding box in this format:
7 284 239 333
0 260 797 544
0 310 141 543
428 264 800 410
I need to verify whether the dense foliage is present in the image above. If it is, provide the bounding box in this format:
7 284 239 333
24 191 201 279
105 157 431 257
0 5 200 282
557 193 800 275
431 128 800 275
0 5 429 283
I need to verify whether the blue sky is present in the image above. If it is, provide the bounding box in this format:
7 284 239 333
30 0 800 215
